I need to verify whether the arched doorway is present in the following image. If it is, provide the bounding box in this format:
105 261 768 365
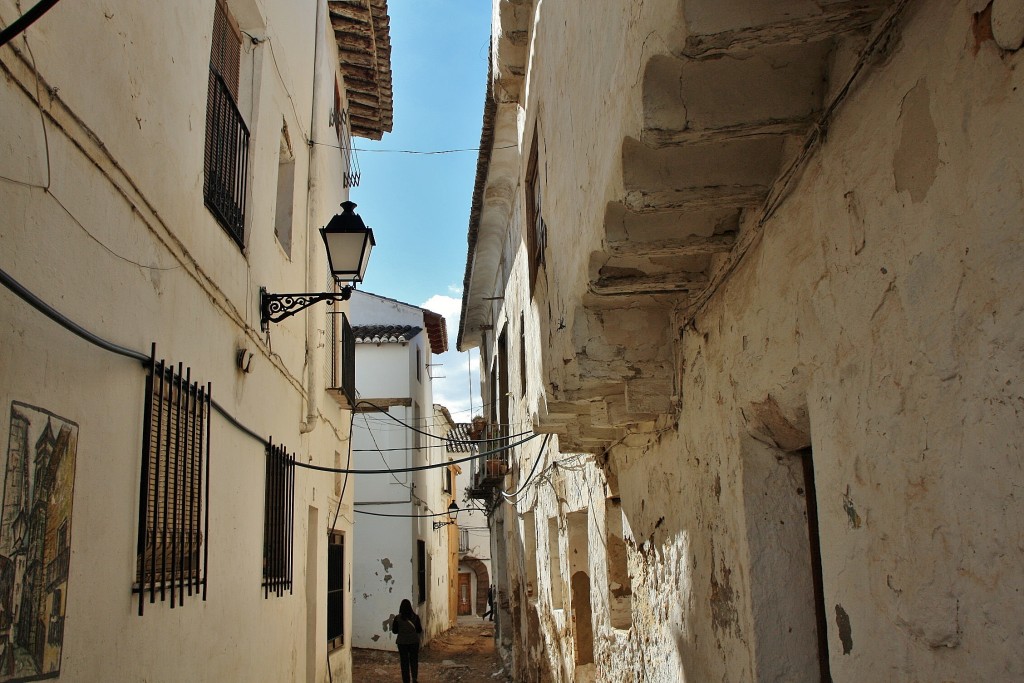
458 557 490 616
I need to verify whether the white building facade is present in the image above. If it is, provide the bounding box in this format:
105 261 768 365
438 408 493 619
348 291 455 649
460 1 1024 682
0 0 392 681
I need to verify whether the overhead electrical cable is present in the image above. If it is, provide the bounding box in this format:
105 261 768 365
501 434 550 503
291 432 542 475
355 399 533 444
0 0 62 48
1 266 493 474
354 509 456 519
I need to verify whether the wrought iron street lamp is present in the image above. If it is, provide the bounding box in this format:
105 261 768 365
260 201 375 331
432 501 460 530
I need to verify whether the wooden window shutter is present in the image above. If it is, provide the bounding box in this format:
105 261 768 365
211 0 242 100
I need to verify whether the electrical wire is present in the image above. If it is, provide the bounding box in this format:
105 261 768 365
329 409 356 532
355 399 534 445
0 0 61 48
501 434 550 502
361 411 412 491
354 509 455 519
291 432 542 475
311 140 517 155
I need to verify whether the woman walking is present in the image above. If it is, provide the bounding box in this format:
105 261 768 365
391 599 423 683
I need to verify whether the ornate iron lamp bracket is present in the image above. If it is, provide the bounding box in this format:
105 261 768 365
260 286 353 331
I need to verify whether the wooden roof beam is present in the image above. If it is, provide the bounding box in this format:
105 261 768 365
590 271 708 296
642 118 813 148
606 233 737 258
624 185 768 213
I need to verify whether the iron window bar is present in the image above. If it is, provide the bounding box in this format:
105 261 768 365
263 438 296 598
135 344 211 615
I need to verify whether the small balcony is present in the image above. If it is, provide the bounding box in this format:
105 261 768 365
204 67 249 245
328 312 356 408
466 423 510 499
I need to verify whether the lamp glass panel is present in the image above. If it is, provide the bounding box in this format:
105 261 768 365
323 231 370 282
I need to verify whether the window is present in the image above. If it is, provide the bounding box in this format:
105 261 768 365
333 79 359 188
416 347 422 383
519 313 527 398
547 517 562 607
443 465 453 494
605 497 633 629
498 327 509 446
327 532 345 650
523 512 538 597
263 440 295 598
525 128 547 296
329 310 356 407
204 0 250 245
567 510 594 665
135 348 211 615
417 540 427 604
741 438 831 681
413 402 422 459
274 123 296 255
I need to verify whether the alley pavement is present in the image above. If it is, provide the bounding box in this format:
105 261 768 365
351 616 507 683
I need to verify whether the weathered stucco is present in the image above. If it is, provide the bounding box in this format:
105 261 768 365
461 1 1024 681
0 0 392 680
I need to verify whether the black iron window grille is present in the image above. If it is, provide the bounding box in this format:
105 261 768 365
263 439 295 598
330 312 356 407
135 345 211 615
332 80 360 188
417 539 426 604
204 0 249 245
327 532 345 650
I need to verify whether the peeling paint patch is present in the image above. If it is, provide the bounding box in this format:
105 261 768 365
747 395 810 451
371 634 380 642
381 557 393 571
894 79 939 203
835 604 853 655
710 561 738 634
842 487 862 529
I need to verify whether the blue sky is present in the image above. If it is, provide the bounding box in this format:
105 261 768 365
350 1 492 421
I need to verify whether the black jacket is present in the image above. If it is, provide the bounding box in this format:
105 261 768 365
391 613 422 645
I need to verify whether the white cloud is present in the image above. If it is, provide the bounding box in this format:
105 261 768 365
420 292 482 421
420 293 461 321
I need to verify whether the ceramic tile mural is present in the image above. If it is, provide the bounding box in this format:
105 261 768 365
0 403 78 682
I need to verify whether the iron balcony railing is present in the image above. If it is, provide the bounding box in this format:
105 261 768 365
204 66 249 246
467 423 511 498
336 312 356 406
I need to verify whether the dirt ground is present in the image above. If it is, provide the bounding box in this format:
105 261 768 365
351 616 507 683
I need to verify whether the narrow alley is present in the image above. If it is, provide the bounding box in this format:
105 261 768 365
351 617 505 683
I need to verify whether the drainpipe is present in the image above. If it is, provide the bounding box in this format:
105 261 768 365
300 0 328 434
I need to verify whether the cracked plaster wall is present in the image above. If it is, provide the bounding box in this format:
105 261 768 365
490 1 1024 682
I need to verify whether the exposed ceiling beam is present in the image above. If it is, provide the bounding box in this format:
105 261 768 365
624 185 767 213
679 1 887 59
642 118 812 148
606 232 737 258
590 271 709 296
